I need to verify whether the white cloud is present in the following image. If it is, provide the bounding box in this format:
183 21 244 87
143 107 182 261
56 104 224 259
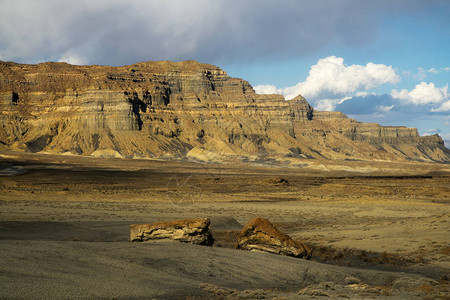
391 82 448 105
314 99 339 111
431 100 450 112
377 105 394 112
314 96 356 111
58 53 88 65
423 129 441 136
434 67 450 73
441 133 450 146
254 84 283 95
255 56 400 112
401 67 450 81
355 91 376 97
416 67 427 80
282 56 399 100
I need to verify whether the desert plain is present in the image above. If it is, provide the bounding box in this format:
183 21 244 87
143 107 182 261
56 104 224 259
0 151 449 299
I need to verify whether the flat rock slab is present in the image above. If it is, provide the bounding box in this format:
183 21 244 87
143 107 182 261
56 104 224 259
130 218 214 246
236 216 311 258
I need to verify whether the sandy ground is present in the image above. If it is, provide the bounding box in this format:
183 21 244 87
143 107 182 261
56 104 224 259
0 151 449 299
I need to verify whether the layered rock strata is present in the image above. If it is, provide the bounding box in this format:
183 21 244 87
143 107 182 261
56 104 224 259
130 218 214 246
236 217 311 259
1 60 449 162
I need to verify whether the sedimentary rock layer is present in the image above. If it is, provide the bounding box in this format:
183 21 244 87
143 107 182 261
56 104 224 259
130 218 214 246
1 60 449 162
236 217 311 259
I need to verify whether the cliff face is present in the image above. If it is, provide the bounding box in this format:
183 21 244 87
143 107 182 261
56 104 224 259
1 60 449 162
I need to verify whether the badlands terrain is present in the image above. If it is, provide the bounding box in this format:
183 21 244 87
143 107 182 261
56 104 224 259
0 151 449 299
0 60 449 298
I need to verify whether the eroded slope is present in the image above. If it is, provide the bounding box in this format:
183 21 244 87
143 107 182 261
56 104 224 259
1 60 448 162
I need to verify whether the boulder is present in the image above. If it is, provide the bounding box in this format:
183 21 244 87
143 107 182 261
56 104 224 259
130 218 214 246
269 177 290 185
236 217 311 259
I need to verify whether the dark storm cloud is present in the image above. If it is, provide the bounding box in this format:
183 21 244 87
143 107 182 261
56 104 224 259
0 0 445 65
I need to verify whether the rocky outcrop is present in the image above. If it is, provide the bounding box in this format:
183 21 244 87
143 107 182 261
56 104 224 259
236 217 311 259
1 60 449 162
130 218 214 246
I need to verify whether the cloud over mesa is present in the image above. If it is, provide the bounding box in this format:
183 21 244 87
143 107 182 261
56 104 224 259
391 82 448 110
255 56 400 110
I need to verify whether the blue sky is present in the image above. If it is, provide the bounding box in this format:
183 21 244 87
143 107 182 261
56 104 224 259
1 0 449 145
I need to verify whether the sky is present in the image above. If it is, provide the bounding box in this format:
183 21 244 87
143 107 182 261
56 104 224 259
1 0 449 146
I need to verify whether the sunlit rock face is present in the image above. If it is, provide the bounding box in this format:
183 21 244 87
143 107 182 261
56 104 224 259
1 60 449 162
236 217 311 259
130 218 214 246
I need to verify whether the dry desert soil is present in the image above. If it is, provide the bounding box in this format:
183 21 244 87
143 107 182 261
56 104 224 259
0 151 449 299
